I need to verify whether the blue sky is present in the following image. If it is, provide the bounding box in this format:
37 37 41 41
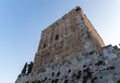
0 0 120 83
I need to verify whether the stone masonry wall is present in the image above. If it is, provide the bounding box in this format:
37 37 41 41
15 7 120 83
16 45 120 83
32 7 105 72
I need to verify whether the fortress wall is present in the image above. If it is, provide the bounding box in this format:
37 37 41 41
32 7 105 72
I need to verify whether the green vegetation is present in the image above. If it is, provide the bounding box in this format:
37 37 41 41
117 80 120 83
21 62 27 74
27 62 33 75
20 61 33 75
32 81 35 83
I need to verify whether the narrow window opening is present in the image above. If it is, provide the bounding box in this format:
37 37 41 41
43 44 46 48
52 72 54 76
55 34 59 41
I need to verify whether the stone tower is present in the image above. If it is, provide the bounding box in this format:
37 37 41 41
32 7 105 72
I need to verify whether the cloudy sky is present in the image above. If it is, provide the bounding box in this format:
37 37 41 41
0 0 120 83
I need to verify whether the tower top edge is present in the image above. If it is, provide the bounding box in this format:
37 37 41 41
41 6 84 34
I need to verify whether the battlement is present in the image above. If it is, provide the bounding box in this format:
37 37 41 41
32 7 105 72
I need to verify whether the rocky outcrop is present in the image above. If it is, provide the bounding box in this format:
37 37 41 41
16 45 120 83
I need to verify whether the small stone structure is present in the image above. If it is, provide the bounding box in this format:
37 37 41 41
15 7 120 83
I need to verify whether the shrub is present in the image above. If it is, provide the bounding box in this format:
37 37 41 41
32 81 35 83
117 80 120 83
21 62 27 74
27 62 33 74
